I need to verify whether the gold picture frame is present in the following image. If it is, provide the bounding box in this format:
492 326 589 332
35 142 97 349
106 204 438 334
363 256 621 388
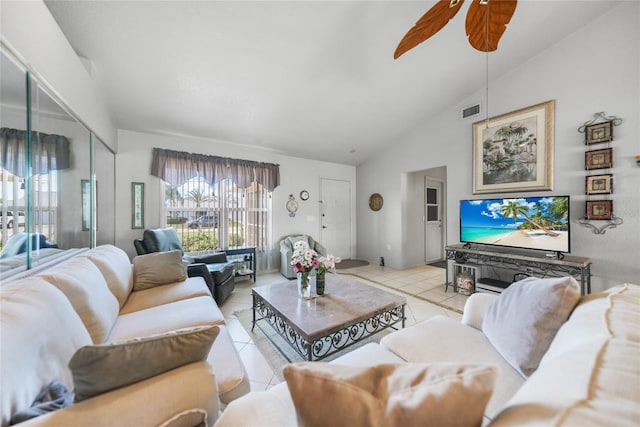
585 174 612 195
472 100 554 194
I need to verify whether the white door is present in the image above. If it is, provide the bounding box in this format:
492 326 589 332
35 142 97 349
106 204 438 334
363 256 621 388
425 179 443 263
319 178 351 259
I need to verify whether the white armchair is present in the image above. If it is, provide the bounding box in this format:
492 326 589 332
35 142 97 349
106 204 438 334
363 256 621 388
279 235 327 278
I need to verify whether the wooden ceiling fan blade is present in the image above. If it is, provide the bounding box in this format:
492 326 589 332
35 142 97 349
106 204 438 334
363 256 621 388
394 0 465 59
466 0 517 52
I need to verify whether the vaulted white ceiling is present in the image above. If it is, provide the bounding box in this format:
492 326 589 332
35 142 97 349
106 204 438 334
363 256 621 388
44 1 619 165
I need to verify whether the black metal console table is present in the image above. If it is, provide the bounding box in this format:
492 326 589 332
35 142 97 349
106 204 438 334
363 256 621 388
225 247 256 282
445 245 592 295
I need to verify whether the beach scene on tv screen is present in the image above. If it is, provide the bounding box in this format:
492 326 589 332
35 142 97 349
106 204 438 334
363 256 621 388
461 197 569 252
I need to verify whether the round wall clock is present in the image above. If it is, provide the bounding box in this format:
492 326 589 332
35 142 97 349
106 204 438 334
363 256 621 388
300 190 310 201
286 194 298 217
369 193 384 211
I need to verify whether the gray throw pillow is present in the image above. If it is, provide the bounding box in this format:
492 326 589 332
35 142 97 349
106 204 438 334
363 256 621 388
482 276 581 377
132 250 187 291
69 325 219 401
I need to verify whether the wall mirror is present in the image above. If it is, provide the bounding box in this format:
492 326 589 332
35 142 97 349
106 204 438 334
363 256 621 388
1 46 116 281
1 49 29 277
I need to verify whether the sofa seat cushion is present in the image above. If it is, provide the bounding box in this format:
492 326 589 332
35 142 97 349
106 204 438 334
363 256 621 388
490 283 640 427
207 262 234 284
107 296 225 342
119 277 212 315
80 245 133 309
380 315 524 421
206 325 250 404
37 257 120 344
331 342 406 365
1 278 92 427
215 382 296 427
214 343 407 427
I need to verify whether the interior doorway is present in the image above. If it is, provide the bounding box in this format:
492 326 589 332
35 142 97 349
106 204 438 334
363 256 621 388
424 174 446 264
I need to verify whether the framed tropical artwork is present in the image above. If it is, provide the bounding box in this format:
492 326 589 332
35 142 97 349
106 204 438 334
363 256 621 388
585 174 613 195
131 182 145 229
586 200 613 220
585 148 613 170
472 100 555 194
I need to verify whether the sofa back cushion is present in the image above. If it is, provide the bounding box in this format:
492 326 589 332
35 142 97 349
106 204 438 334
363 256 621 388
143 228 184 254
81 245 134 308
38 257 120 343
1 278 92 426
490 283 640 427
482 276 581 378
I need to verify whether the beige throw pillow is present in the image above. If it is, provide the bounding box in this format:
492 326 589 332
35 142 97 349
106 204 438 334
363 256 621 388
482 276 581 378
133 250 187 291
283 362 498 427
69 325 219 401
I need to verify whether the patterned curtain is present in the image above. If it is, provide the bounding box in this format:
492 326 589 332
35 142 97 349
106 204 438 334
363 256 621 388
0 127 71 177
151 147 280 191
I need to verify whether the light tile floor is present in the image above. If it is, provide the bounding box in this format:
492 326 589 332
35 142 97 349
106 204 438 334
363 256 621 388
220 264 464 393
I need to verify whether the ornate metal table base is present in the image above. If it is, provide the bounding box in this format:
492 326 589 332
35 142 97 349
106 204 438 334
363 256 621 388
252 295 406 361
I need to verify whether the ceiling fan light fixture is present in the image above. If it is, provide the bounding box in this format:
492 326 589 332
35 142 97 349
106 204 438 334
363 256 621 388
394 0 517 58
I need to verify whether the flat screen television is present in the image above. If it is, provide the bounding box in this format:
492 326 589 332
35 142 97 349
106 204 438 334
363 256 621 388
460 196 570 254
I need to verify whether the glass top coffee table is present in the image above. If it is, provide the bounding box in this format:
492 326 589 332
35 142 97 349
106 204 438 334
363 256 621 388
252 274 406 361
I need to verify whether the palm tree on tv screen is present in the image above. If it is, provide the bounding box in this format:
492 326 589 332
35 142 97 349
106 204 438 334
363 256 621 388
499 200 559 237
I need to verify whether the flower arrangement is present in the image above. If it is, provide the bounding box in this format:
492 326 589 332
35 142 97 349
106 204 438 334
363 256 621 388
290 241 319 274
316 254 341 275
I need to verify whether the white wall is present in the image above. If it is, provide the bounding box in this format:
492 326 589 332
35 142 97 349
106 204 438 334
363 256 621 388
0 0 116 149
114 130 356 270
357 2 640 292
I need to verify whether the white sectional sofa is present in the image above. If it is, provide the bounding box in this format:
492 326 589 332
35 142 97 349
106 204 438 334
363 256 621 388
1 245 250 427
215 279 640 426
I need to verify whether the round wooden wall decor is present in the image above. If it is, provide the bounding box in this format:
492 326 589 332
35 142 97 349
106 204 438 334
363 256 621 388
368 193 383 211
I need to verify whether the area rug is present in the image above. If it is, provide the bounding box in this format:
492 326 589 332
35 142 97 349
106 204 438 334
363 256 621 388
335 259 369 269
234 307 391 381
428 260 448 269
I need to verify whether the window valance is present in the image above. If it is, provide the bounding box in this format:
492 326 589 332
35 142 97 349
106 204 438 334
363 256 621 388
0 127 71 177
151 147 280 192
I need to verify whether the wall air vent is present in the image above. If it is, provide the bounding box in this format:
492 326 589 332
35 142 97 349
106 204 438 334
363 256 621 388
461 104 480 119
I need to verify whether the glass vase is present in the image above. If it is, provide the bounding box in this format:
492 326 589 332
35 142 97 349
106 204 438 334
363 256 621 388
297 272 311 299
315 271 325 295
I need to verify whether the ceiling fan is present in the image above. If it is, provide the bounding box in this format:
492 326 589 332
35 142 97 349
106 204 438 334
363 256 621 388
394 0 518 59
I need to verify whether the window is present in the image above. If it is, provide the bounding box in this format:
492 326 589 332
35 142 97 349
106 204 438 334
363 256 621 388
0 167 58 248
163 177 271 254
152 148 279 272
